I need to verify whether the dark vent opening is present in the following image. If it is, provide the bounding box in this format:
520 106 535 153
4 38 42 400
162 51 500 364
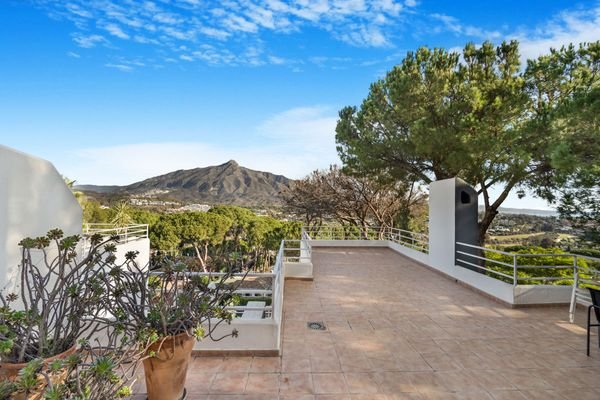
460 191 471 204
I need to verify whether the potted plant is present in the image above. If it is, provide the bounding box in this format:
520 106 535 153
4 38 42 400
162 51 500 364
0 229 122 397
0 339 142 400
100 255 243 400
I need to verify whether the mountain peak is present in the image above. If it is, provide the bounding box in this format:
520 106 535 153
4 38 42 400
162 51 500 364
78 161 292 206
223 159 239 168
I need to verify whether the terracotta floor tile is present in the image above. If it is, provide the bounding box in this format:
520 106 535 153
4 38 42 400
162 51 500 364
280 373 314 394
311 355 342 372
343 372 379 394
185 372 215 394
219 357 252 373
375 371 418 394
312 373 348 394
520 389 567 400
489 390 529 400
452 389 494 399
250 357 281 373
192 357 225 373
244 373 279 394
209 373 248 394
283 357 312 372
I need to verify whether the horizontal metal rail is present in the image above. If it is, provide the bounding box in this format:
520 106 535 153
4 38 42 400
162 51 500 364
148 271 275 278
455 241 590 287
455 257 515 279
302 226 429 254
456 242 600 325
83 223 149 243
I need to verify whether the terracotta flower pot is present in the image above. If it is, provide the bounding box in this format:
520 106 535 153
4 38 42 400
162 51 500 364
143 333 195 400
0 345 77 400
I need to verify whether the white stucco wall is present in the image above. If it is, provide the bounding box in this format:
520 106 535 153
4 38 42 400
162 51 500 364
428 178 457 274
284 261 313 279
513 285 572 305
195 320 279 353
387 241 430 266
113 238 151 270
0 145 82 290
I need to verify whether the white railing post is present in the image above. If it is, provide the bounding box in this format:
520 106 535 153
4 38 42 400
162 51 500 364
513 254 518 287
569 255 578 323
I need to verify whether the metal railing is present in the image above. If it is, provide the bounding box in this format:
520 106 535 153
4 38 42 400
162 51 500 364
272 241 285 324
570 259 600 322
144 238 298 321
83 223 149 243
455 242 518 283
302 225 429 253
455 242 600 286
282 239 311 263
147 269 277 320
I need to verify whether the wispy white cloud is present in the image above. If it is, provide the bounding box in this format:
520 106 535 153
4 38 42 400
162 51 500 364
35 0 412 66
32 1 600 70
104 63 133 72
337 25 390 47
103 23 129 39
72 33 107 48
66 105 340 184
258 105 337 147
509 6 600 61
430 13 501 39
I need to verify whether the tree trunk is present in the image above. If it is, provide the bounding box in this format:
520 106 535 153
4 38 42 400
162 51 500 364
478 206 499 246
193 245 208 273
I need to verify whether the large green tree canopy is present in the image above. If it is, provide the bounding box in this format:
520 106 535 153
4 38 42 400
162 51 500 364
336 40 600 244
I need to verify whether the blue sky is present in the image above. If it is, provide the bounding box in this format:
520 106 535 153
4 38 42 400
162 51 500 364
1 0 599 209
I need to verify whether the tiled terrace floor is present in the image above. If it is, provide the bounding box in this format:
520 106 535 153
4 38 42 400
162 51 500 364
136 247 600 399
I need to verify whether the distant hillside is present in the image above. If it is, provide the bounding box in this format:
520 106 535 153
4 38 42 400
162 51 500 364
76 160 292 206
479 206 558 217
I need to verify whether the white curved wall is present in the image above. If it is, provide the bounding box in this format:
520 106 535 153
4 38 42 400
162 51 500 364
0 145 82 290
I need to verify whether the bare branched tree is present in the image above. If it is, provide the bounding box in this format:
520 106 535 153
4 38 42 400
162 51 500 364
282 166 426 235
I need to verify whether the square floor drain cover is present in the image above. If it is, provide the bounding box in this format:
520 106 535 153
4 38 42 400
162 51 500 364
307 321 326 330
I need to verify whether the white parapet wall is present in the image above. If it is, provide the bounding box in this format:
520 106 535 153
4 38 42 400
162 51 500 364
194 320 279 354
514 285 573 305
113 237 151 270
0 145 83 290
284 262 313 279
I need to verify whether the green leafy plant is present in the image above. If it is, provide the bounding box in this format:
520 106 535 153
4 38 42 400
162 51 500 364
4 346 137 400
0 229 122 364
98 255 244 353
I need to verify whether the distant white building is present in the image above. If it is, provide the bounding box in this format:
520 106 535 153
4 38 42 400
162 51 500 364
173 203 211 212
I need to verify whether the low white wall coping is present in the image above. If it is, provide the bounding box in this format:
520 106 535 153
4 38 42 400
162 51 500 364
195 318 279 353
284 261 313 279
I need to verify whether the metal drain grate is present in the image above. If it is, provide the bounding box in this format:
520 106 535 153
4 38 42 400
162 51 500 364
307 321 326 330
